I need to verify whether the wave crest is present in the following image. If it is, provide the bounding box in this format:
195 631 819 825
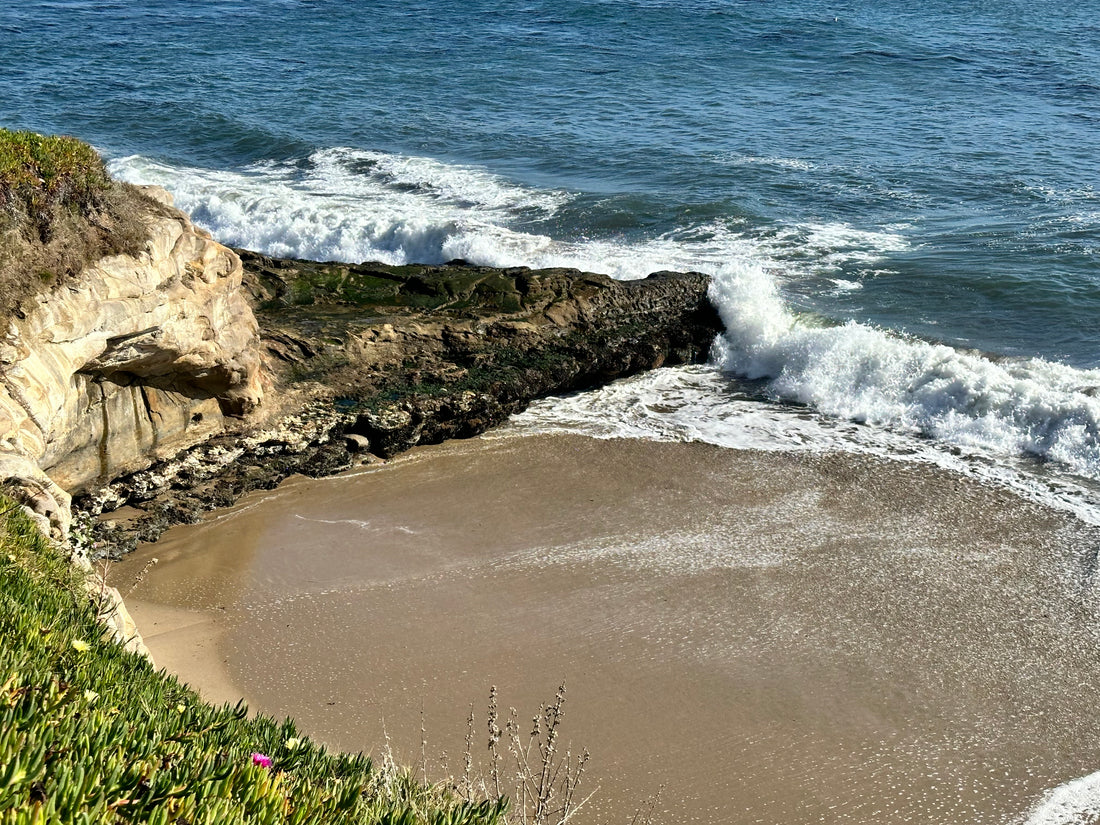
112 148 1100 513
710 258 1100 480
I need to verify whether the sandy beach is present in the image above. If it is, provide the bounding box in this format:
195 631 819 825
120 434 1100 824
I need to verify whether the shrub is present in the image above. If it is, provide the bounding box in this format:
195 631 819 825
0 131 112 222
0 129 158 318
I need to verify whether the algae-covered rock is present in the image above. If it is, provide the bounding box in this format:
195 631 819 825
241 250 722 458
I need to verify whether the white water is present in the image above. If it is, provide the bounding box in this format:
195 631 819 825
109 148 893 279
1017 771 1100 825
110 148 1100 525
710 257 1100 482
111 148 1100 823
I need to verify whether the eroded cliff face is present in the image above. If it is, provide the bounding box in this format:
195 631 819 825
0 188 263 534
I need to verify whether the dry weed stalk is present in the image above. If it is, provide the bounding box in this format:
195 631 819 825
94 556 112 617
458 682 595 825
628 786 664 825
123 556 158 597
488 684 504 800
421 705 431 786
464 705 476 799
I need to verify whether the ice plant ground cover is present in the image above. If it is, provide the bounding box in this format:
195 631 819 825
0 496 508 824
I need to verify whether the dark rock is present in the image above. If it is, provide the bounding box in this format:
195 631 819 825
77 253 723 548
343 433 371 453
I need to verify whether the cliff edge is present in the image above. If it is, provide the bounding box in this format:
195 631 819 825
0 187 263 535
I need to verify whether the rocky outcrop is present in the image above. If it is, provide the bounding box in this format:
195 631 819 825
76 253 723 551
0 188 263 535
0 180 721 551
244 252 722 456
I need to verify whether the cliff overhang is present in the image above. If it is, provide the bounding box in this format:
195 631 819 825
0 187 264 536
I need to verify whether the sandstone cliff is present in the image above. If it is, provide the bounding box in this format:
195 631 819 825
0 188 263 535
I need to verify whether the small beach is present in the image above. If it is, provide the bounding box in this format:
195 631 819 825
121 433 1100 824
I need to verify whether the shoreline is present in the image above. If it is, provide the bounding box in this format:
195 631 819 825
123 601 253 710
72 250 720 554
118 432 1100 824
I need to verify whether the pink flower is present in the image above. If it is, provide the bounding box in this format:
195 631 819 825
251 752 272 768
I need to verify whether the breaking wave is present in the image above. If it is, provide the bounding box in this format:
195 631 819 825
113 148 1100 523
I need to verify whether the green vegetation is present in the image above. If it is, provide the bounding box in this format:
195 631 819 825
0 497 507 824
0 129 155 317
245 255 525 314
0 131 112 221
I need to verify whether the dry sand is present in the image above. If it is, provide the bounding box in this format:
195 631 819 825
119 434 1100 824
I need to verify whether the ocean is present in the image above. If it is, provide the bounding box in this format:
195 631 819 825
4 0 1100 517
7 0 1100 820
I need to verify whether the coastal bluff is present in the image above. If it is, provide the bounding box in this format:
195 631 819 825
2 188 722 546
0 187 263 537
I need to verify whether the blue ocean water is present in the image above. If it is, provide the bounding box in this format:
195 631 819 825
4 0 1100 512
13 4 1100 820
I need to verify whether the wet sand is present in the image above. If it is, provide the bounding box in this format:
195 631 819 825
120 434 1100 824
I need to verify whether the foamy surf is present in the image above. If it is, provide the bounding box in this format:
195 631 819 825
517 253 1100 523
110 149 571 266
503 366 1100 526
108 150 900 281
710 258 1100 478
1016 770 1100 825
112 148 1100 524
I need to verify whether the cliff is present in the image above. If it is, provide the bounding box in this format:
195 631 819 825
0 188 263 535
1 168 721 549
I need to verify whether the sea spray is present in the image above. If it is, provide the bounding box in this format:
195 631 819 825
709 259 1100 480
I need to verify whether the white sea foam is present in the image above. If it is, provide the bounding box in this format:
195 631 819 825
493 527 788 577
710 257 1100 482
768 222 911 274
113 149 1100 522
512 251 1100 520
1017 770 1100 825
293 514 372 529
828 278 863 293
110 151 903 281
503 365 1100 525
109 149 572 266
1066 210 1100 229
1023 182 1100 205
719 153 815 171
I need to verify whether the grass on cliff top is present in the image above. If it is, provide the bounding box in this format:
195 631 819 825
0 129 157 318
0 496 507 825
